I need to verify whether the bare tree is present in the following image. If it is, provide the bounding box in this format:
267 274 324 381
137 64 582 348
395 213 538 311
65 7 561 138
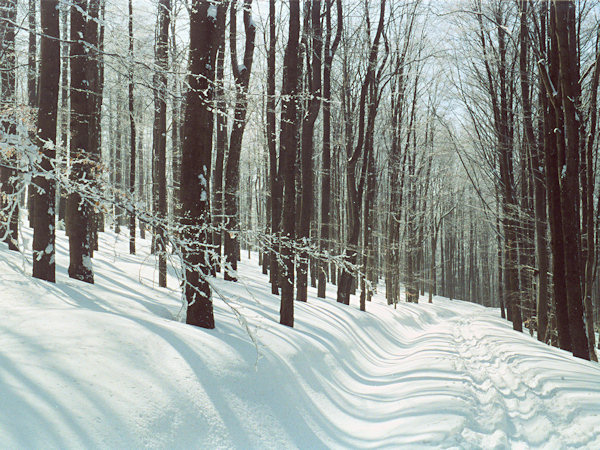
296 0 322 302
67 0 94 283
337 0 386 306
153 0 171 287
317 0 342 298
181 0 226 328
279 0 302 326
224 0 256 281
0 0 18 251
128 0 136 255
32 0 60 282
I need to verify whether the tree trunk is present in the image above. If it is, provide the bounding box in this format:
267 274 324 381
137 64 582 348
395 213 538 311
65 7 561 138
67 0 94 283
554 1 589 360
153 0 170 287
182 0 224 329
58 1 69 225
224 0 256 282
27 0 37 228
520 0 549 341
297 0 322 302
337 0 386 306
279 0 301 327
32 0 60 282
267 0 280 295
212 7 227 274
128 0 136 255
0 0 18 251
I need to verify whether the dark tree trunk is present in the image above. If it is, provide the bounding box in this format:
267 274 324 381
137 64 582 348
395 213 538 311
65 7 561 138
0 0 17 251
182 0 224 329
297 0 322 302
67 0 94 283
337 0 386 306
267 0 281 295
153 0 170 287
84 0 103 255
279 0 301 327
212 7 227 274
224 0 256 282
538 3 571 351
583 28 600 358
32 0 60 282
498 17 522 332
521 0 549 342
554 1 589 360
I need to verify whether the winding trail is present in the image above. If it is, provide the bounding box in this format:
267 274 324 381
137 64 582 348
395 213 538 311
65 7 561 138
450 315 600 448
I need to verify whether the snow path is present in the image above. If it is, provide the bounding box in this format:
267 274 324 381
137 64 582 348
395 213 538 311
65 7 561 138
1 226 600 448
451 316 600 449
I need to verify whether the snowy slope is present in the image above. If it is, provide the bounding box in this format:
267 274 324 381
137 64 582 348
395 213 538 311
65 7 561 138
1 226 600 449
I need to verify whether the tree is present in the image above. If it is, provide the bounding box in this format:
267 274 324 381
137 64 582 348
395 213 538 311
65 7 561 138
32 0 60 282
539 2 571 351
223 0 256 281
153 0 170 287
553 0 589 360
0 0 18 251
267 0 280 295
128 0 136 255
27 0 38 227
337 0 386 306
317 0 342 298
67 0 94 283
519 0 549 343
279 0 302 327
182 0 225 328
296 0 322 302
28 0 37 106
211 2 228 274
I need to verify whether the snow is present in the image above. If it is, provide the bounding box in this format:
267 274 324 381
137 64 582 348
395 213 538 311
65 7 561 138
1 225 600 448
207 4 217 21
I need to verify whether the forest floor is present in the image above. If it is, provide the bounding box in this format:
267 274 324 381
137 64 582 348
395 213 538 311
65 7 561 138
1 224 600 449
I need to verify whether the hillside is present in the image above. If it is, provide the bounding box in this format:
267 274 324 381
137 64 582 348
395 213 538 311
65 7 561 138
1 227 600 449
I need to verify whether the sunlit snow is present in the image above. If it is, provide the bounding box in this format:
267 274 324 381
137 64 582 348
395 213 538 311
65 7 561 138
1 224 599 448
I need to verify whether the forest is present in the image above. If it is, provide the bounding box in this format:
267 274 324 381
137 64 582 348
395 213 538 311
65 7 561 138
1 0 600 446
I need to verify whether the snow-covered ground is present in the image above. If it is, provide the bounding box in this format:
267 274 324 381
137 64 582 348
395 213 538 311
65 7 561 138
1 226 600 449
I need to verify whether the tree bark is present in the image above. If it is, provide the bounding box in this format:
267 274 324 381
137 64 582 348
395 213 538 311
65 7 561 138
153 0 170 287
26 0 38 228
32 0 60 282
67 0 94 283
224 0 256 282
128 0 136 255
297 0 322 302
520 0 550 342
212 6 228 274
0 0 17 251
337 0 386 306
279 0 301 327
554 1 590 360
267 0 280 295
182 0 224 329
